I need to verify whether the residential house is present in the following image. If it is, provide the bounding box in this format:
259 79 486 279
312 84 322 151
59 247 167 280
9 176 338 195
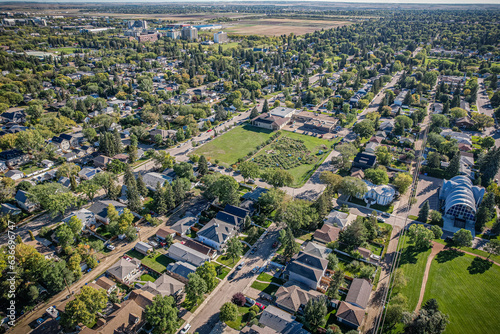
93 155 112 168
142 172 171 190
275 282 324 314
242 187 269 202
286 252 328 290
41 159 54 168
324 210 349 228
259 306 309 334
15 190 38 212
345 278 372 309
5 170 24 180
196 219 238 250
150 128 176 142
51 136 71 151
156 226 176 241
302 241 332 259
365 142 379 154
62 208 96 230
0 161 7 173
440 130 472 146
379 120 395 134
183 238 217 259
167 242 210 267
95 276 117 294
166 261 196 282
1 203 21 216
60 133 83 148
170 216 197 237
0 149 29 167
78 167 101 181
135 241 153 255
352 152 377 170
88 200 126 224
455 117 476 128
394 90 408 106
313 224 341 244
63 151 77 162
336 302 365 330
356 180 395 206
107 257 141 284
141 273 185 297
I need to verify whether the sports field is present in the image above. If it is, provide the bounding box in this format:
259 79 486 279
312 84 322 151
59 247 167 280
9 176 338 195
193 125 274 166
422 251 500 334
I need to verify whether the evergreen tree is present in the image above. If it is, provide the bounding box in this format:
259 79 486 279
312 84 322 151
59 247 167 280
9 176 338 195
163 182 175 210
262 99 269 113
172 179 185 205
418 201 430 223
154 182 167 215
70 175 77 191
250 107 259 119
198 155 208 176
446 153 460 178
136 173 148 197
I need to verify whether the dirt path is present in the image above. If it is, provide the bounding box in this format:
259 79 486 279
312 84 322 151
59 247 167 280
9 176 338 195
414 242 445 312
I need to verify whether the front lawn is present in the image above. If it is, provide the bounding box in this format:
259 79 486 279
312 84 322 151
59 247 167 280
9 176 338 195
250 281 281 295
216 254 239 268
193 125 274 166
141 253 175 273
423 251 500 334
256 272 285 285
371 203 394 213
225 306 251 330
216 265 230 279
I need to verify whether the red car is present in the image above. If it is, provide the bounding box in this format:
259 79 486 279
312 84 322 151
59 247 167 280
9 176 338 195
255 302 265 310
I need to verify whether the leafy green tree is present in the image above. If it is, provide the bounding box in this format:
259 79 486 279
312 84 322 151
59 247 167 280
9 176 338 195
327 253 338 270
195 262 218 292
446 153 460 178
276 199 319 230
340 176 368 198
261 168 294 188
431 225 443 239
353 119 375 138
56 224 75 247
153 151 174 170
62 286 108 328
394 115 413 135
339 219 366 250
326 270 343 300
394 173 413 194
220 302 238 323
452 229 473 248
145 295 179 334
67 216 83 234
319 171 343 192
226 238 243 264
185 273 207 305
136 173 148 197
77 180 101 202
375 146 392 166
202 174 239 206
239 161 260 182
41 259 75 294
257 188 285 214
365 167 389 185
332 143 358 171
407 224 433 249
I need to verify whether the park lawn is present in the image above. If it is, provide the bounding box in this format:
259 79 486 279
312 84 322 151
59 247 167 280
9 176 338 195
433 238 500 267
423 251 500 334
141 253 175 273
50 47 80 53
193 125 274 166
250 281 281 295
395 242 432 311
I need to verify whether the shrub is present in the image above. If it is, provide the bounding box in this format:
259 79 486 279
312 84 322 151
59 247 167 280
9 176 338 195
231 292 246 306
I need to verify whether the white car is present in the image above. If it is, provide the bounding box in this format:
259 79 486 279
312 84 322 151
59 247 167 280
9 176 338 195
180 323 191 334
106 244 115 251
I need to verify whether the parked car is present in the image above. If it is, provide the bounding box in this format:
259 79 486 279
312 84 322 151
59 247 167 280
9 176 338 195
106 244 115 251
149 241 158 248
255 302 266 310
381 212 390 218
250 247 256 254
228 271 236 280
248 179 256 184
237 262 245 270
251 266 260 274
245 297 256 307
180 323 191 334
377 218 385 223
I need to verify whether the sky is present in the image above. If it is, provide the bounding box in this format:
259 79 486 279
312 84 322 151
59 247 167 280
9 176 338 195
7 0 500 4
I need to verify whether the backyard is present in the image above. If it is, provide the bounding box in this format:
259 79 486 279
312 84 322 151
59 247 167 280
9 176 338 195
193 125 274 166
423 251 500 334
126 249 175 273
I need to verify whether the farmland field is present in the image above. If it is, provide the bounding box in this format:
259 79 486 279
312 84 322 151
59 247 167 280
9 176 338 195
193 125 274 166
224 19 351 36
422 251 500 334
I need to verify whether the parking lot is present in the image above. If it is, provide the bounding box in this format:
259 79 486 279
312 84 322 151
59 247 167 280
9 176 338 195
409 174 441 217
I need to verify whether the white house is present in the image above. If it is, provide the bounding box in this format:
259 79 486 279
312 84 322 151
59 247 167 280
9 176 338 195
62 208 96 230
356 180 395 206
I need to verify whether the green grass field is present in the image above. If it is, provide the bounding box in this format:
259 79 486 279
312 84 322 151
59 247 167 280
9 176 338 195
193 125 274 166
423 251 500 334
395 242 432 311
250 281 281 295
49 47 80 54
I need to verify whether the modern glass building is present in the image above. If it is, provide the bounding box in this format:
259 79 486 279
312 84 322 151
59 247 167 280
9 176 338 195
439 176 485 228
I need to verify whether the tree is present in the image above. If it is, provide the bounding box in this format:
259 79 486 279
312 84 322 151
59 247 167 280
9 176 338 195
185 273 207 304
319 171 343 192
327 253 338 270
239 161 260 182
226 238 243 264
430 114 449 129
67 215 83 234
41 259 75 295
452 229 473 248
153 151 174 170
430 225 443 239
276 199 319 230
353 119 375 138
403 299 449 334
365 167 389 185
232 292 246 306
261 168 294 188
262 99 269 113
136 173 148 197
340 219 366 250
257 187 285 214
304 297 327 331
418 201 430 222
279 227 300 261
481 136 495 149
394 173 413 194
62 286 109 328
145 295 179 334
375 146 392 166
407 224 433 249
427 152 441 169
449 107 467 119
472 113 494 129
429 211 443 226
83 127 97 143
203 174 240 206
56 162 81 179
56 223 75 247
220 302 238 323
446 153 460 178
340 176 368 198
250 107 259 119
394 115 413 135
326 270 343 300
333 143 358 171
484 239 500 259
198 155 209 176
77 180 101 202
195 262 218 292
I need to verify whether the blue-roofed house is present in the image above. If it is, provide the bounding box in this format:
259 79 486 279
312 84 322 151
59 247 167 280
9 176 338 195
78 167 101 181
166 261 196 283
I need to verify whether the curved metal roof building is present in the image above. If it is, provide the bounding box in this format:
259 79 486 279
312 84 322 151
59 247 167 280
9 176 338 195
439 176 485 221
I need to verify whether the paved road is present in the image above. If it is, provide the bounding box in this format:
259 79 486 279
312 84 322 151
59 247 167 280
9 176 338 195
186 224 281 334
360 72 403 118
